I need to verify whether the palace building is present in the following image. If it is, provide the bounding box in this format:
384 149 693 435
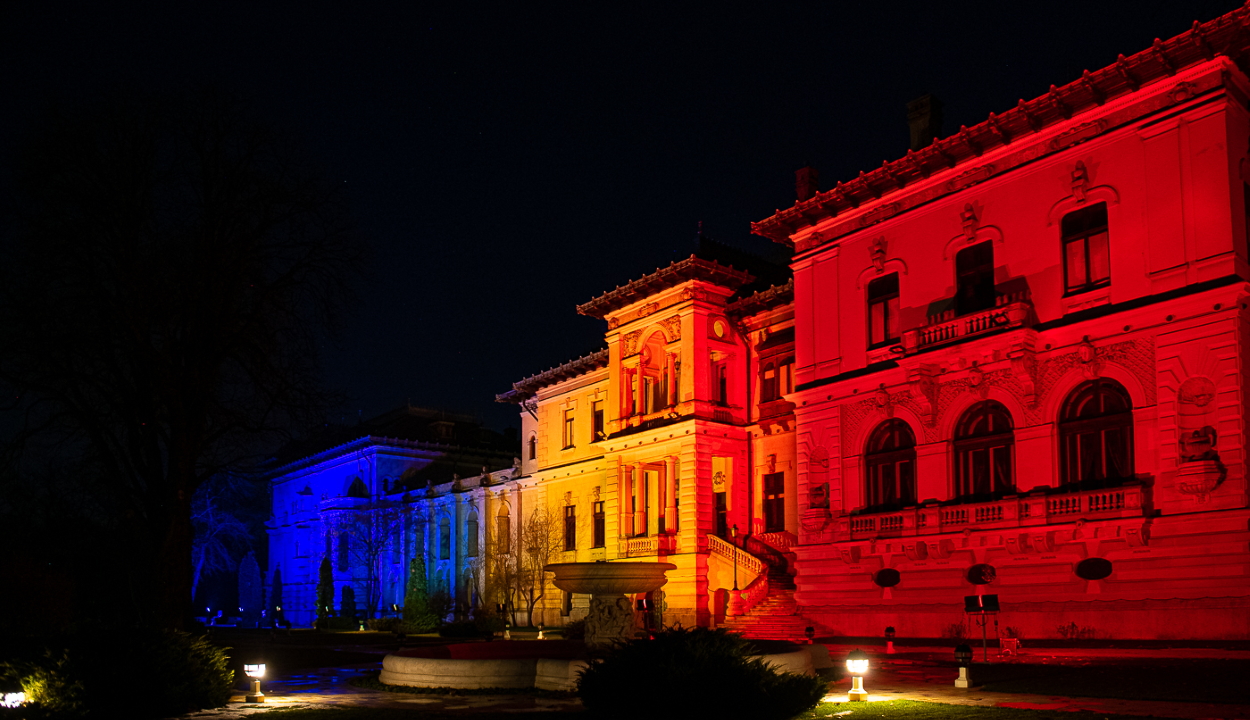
498 6 1250 640
271 5 1250 639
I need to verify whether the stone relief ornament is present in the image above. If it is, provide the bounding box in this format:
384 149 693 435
621 330 643 356
658 314 682 341
585 596 636 647
869 237 887 272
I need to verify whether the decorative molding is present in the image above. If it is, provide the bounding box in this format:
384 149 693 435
1047 119 1106 152
621 330 644 357
658 314 682 341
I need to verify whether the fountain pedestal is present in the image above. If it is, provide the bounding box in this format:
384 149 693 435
545 561 676 646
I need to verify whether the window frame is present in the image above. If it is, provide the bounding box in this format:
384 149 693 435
864 419 918 509
954 241 996 316
561 408 575 449
867 272 901 348
762 471 785 533
592 501 605 548
1059 378 1134 487
952 400 1015 498
1061 202 1110 296
563 505 577 551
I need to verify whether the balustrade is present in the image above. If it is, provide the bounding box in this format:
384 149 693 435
846 483 1144 540
901 293 1031 354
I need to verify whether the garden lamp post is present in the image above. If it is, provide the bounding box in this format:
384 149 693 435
885 626 896 654
244 664 266 703
730 524 739 591
846 649 869 701
804 626 815 645
954 644 973 688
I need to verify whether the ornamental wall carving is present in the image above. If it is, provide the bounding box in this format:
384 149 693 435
838 336 1156 451
658 314 682 341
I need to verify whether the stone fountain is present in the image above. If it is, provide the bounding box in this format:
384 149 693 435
545 561 676 646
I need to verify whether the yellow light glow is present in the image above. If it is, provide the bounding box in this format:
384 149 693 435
244 664 266 679
846 659 869 675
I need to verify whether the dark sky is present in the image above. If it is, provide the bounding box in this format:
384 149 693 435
1 0 1238 434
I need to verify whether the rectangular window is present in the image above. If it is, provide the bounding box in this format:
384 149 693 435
867 273 900 347
763 472 785 533
713 362 728 405
955 242 995 315
592 400 605 440
1062 202 1109 294
562 409 575 449
496 515 510 555
592 501 606 548
564 505 577 551
714 491 728 538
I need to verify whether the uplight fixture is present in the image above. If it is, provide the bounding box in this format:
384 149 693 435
243 664 266 703
846 648 869 701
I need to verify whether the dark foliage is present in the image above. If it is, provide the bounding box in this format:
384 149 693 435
0 628 232 719
577 627 826 720
561 618 586 640
0 87 362 629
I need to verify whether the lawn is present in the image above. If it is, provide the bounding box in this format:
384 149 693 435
232 700 1151 720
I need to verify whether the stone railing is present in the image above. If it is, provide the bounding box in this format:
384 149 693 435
754 531 797 552
843 483 1145 540
733 573 771 616
619 534 678 558
901 292 1031 354
707 534 765 575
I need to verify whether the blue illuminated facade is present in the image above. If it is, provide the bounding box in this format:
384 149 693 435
266 406 518 627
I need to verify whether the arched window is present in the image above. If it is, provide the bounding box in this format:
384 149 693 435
865 419 917 508
1059 379 1133 486
496 505 511 555
527 434 537 460
439 517 451 560
466 513 479 557
953 401 1015 497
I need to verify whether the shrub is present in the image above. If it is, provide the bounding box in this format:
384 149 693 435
577 627 826 720
0 628 233 720
367 617 402 632
562 619 586 641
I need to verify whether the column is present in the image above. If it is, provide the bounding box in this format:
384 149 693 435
664 456 677 533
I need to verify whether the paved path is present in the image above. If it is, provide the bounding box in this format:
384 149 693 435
177 643 1250 719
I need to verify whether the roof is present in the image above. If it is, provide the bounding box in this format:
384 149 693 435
727 279 794 318
576 255 754 320
752 6 1250 247
496 348 610 403
268 405 515 471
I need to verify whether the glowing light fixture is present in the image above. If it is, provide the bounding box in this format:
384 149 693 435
1 693 26 708
243 664 266 703
954 644 973 688
846 648 869 701
885 626 896 654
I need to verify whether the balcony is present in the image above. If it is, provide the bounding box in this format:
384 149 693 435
841 482 1146 540
901 291 1031 355
619 533 678 557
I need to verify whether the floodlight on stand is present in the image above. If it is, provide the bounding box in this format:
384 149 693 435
243 664 266 703
885 626 896 654
804 626 815 644
846 648 869 702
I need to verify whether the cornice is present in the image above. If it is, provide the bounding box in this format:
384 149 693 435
576 255 754 320
497 348 610 403
752 5 1250 248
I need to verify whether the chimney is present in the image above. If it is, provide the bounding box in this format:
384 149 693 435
795 166 820 202
907 95 944 151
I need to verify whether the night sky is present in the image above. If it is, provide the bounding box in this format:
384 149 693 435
2 0 1238 435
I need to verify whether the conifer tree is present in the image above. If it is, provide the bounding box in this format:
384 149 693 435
271 565 284 624
403 555 439 631
316 556 334 619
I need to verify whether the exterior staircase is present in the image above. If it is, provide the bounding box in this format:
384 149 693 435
720 538 820 641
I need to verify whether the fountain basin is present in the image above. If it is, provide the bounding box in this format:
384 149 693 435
546 561 676 596
380 641 588 690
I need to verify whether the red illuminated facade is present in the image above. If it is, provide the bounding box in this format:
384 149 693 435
752 8 1250 640
502 7 1250 639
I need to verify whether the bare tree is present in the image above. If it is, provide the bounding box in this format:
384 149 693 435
335 500 408 618
514 506 561 626
0 88 362 628
190 474 254 601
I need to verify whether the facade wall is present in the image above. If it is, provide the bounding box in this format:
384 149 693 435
785 58 1250 639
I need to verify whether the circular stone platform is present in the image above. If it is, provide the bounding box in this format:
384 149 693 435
378 640 815 691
